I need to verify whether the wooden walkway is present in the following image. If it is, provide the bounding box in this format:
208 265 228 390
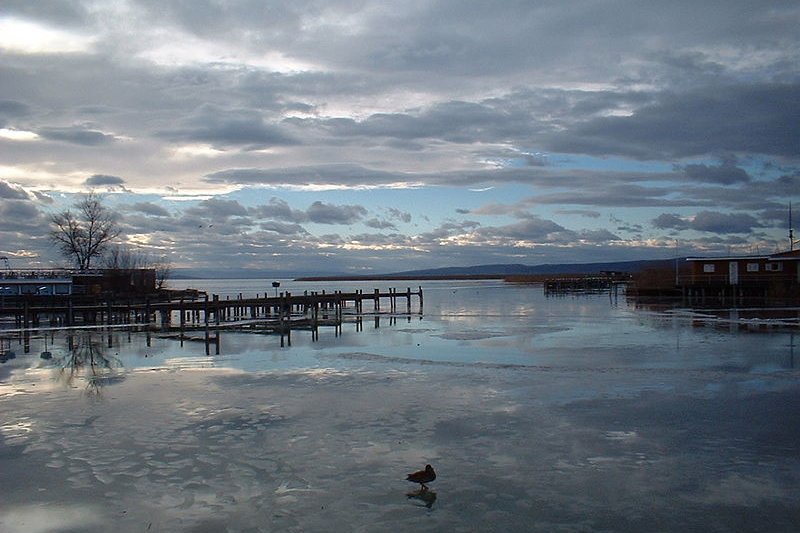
0 287 424 332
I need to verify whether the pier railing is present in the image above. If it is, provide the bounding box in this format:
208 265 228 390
0 286 424 332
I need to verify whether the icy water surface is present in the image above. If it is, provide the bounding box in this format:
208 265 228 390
1 280 799 532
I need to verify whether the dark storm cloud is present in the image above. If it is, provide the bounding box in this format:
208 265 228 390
677 176 799 211
693 235 752 247
447 163 790 224
759 206 793 226
347 232 407 246
526 184 702 208
37 126 116 146
158 105 297 149
117 213 175 235
0 180 30 200
259 221 309 235
386 208 412 224
282 81 799 167
207 162 662 192
475 217 571 242
0 199 47 232
306 201 367 225
419 220 481 241
84 174 125 187
579 229 621 242
248 197 370 225
205 165 415 188
32 191 54 204
546 83 800 160
556 209 602 218
364 218 397 230
652 213 689 231
0 100 31 127
249 198 308 223
185 198 249 219
652 211 761 234
87 0 797 87
1 1 89 26
136 0 304 40
321 100 540 144
681 157 751 184
691 211 761 234
129 202 171 217
469 201 552 219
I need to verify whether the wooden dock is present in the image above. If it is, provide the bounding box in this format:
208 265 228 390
0 287 424 332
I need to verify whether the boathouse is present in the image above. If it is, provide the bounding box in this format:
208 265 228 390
0 268 156 297
674 250 800 304
72 269 156 296
682 250 800 286
0 271 73 296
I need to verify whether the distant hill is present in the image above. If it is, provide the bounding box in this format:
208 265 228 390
292 259 681 281
384 259 677 278
171 259 680 280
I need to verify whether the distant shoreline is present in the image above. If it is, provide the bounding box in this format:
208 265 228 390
293 274 507 281
293 273 599 282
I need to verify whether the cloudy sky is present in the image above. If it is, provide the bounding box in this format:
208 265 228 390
1 1 798 274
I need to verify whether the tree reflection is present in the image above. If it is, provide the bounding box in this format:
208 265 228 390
55 332 124 395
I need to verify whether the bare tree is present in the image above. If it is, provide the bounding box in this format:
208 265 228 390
104 245 173 289
154 255 172 289
104 244 145 270
50 193 120 270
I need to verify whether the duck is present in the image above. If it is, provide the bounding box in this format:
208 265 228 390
406 464 436 490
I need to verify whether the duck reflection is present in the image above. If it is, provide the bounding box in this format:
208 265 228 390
54 332 124 395
406 488 437 508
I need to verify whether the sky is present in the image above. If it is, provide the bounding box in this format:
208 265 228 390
0 0 798 275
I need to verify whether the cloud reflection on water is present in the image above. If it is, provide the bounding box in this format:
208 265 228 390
0 282 798 531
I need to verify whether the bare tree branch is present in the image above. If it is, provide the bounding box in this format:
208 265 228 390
104 244 173 289
49 193 121 270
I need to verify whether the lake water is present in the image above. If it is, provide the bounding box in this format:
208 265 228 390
1 279 799 532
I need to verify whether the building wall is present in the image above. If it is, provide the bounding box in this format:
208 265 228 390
686 257 799 285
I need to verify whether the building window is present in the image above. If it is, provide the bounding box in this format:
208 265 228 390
765 263 783 272
703 264 716 273
747 263 759 272
55 284 71 295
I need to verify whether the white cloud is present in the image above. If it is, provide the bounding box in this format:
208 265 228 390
0 17 94 54
0 129 40 141
170 144 228 159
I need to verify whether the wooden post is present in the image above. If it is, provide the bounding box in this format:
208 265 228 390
204 294 209 345
179 299 185 335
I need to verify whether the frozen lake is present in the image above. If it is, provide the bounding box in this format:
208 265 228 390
1 279 799 532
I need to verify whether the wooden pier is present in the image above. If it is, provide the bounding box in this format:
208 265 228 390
0 287 424 332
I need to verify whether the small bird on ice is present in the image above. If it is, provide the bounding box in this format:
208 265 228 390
406 464 436 490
